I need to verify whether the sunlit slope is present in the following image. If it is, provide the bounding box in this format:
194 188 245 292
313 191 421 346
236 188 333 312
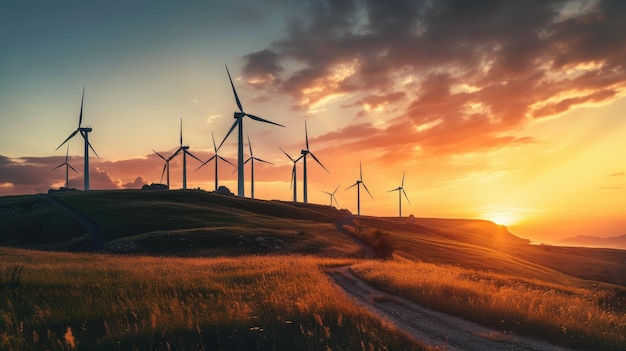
358 216 626 286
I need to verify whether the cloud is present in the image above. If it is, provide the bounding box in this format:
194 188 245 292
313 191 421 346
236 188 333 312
123 176 148 189
242 0 626 159
609 172 624 177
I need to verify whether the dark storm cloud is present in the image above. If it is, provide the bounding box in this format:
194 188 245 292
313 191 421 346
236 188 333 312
243 0 626 158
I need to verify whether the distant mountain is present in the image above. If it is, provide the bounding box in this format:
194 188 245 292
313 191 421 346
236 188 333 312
558 234 626 250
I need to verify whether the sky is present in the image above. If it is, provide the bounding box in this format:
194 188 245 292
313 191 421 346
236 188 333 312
1 0 626 244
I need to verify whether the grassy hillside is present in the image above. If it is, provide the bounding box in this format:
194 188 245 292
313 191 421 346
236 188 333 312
1 190 626 285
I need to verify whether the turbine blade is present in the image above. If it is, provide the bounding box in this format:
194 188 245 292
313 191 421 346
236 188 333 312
244 157 252 165
218 119 240 150
179 118 183 146
290 165 296 190
168 147 183 161
226 64 244 113
247 134 253 156
245 113 285 128
218 155 236 167
51 164 64 171
279 147 295 162
321 191 331 195
68 164 79 174
254 157 273 165
56 130 79 150
78 87 85 128
309 152 329 173
160 163 167 183
186 150 203 163
305 120 309 150
359 161 363 181
401 170 406 187
82 135 99 158
195 155 215 170
65 144 69 162
212 132 218 151
332 194 339 207
402 188 411 205
332 184 340 195
345 182 358 190
387 188 397 193
152 149 167 161
362 182 373 199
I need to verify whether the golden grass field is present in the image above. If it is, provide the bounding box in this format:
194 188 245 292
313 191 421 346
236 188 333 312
2 191 626 350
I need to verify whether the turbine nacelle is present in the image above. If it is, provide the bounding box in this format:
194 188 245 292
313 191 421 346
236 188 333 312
234 112 245 119
301 150 309 155
79 127 92 132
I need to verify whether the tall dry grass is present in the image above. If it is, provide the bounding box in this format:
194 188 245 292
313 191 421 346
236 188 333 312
0 248 424 350
350 259 626 350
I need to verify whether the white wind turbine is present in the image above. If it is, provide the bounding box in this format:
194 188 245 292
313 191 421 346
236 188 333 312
219 65 285 197
322 185 340 207
55 88 99 190
244 134 273 199
345 161 373 216
196 132 236 191
51 145 80 190
170 118 202 190
280 147 303 202
300 121 329 203
387 170 411 217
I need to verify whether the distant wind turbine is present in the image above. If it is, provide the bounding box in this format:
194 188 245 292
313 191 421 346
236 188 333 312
152 149 176 189
280 147 303 202
51 145 80 189
170 118 202 190
300 121 329 203
322 185 340 207
244 134 273 199
345 161 373 216
387 170 411 217
55 88 99 190
196 132 236 191
219 65 285 197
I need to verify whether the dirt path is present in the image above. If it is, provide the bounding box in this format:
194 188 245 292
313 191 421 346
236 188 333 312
335 215 375 258
326 266 573 351
46 194 104 251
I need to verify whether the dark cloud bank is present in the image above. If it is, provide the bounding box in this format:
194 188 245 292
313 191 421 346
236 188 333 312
243 0 626 159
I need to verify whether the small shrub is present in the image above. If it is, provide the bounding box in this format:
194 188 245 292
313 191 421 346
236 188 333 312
0 265 23 290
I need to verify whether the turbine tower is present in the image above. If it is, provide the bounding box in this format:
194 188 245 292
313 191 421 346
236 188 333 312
197 132 235 191
280 147 303 202
322 185 340 207
55 88 98 190
170 118 202 190
219 65 285 197
300 121 329 203
152 149 176 189
345 161 373 216
51 145 79 190
244 134 273 199
387 170 411 217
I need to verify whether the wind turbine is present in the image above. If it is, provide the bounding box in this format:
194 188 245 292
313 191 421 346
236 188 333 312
345 161 373 216
280 147 303 202
55 88 98 190
152 149 177 189
244 134 273 199
170 118 202 190
387 170 411 217
51 145 79 190
322 185 340 207
300 121 329 203
219 65 285 197
196 132 236 191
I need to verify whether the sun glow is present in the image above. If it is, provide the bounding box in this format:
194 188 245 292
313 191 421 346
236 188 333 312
479 207 535 227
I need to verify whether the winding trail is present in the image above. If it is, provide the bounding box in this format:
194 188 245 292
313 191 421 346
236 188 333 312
335 215 375 258
46 194 104 251
326 266 573 351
